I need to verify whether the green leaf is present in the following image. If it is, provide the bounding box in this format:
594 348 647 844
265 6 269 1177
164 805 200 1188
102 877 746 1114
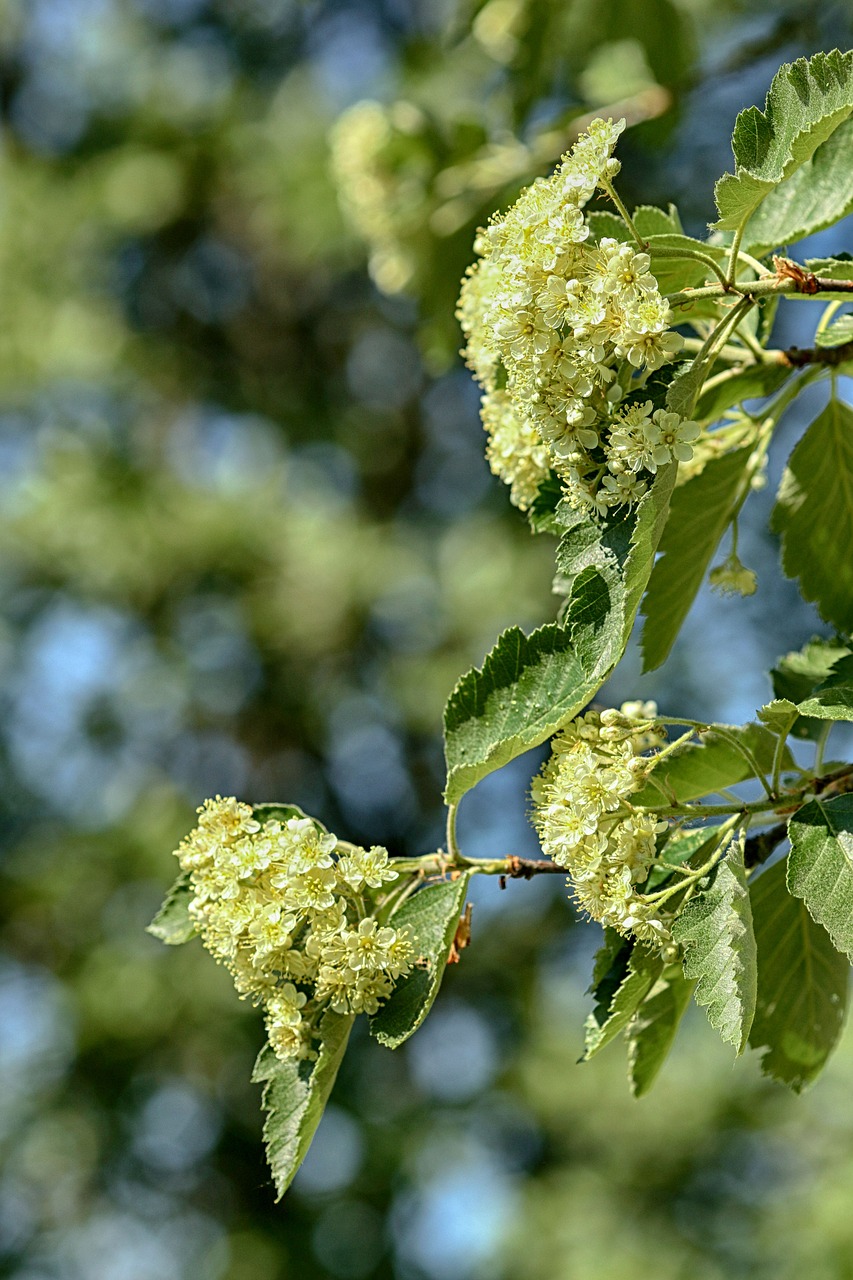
586 210 628 242
749 858 849 1091
252 802 319 826
645 232 726 295
665 355 707 418
786 257 853 303
626 967 695 1097
757 697 800 736
147 871 196 945
788 794 853 961
443 466 675 803
589 927 630 991
584 942 663 1060
816 312 853 349
739 116 853 255
633 723 789 807
808 254 853 281
369 873 471 1048
526 470 564 534
713 51 853 239
797 687 853 721
673 839 757 1052
632 204 682 236
772 637 853 739
771 398 853 633
555 506 636 672
646 823 726 890
253 1009 355 1199
640 446 752 671
694 363 789 422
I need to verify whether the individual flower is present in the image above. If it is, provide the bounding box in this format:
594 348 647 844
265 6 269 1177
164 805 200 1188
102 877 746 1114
710 552 758 597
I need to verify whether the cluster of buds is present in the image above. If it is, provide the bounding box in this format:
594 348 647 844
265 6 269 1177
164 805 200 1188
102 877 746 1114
175 798 414 1061
458 118 699 515
531 701 674 945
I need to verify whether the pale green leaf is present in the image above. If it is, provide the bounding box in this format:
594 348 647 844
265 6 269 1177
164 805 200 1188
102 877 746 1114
771 398 853 633
673 840 757 1052
646 823 727 890
788 794 853 960
443 466 675 804
694 363 790 422
640 446 752 670
370 873 471 1048
632 204 682 236
757 698 800 736
253 1010 355 1199
586 210 628 242
147 871 196 945
645 233 726 295
633 723 789 807
807 255 853 281
584 942 663 1060
665 355 706 418
626 967 695 1097
713 51 853 237
797 687 853 721
749 859 848 1091
772 637 853 739
740 116 853 255
816 312 853 348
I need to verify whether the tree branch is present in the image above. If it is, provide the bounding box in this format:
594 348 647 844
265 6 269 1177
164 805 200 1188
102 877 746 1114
779 338 853 368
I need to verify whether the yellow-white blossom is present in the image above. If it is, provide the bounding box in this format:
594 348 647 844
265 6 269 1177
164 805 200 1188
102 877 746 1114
459 118 699 514
531 702 672 945
174 798 414 1061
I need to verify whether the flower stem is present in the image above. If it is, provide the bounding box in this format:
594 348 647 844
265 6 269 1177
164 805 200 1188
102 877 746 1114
600 179 644 248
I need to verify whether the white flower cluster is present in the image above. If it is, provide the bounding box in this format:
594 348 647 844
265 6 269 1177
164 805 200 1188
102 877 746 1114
531 701 672 945
176 797 414 1061
458 118 698 513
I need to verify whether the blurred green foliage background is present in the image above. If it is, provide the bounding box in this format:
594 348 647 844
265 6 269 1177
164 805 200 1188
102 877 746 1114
2 2 853 1277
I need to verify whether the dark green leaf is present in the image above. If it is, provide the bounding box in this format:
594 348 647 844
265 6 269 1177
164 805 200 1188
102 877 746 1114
147 871 196 945
253 1010 355 1199
771 398 853 633
788 794 853 960
641 446 752 671
252 802 319 826
627 967 695 1096
443 466 675 803
526 470 564 534
673 839 757 1051
749 859 848 1091
584 942 663 1060
369 873 471 1048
